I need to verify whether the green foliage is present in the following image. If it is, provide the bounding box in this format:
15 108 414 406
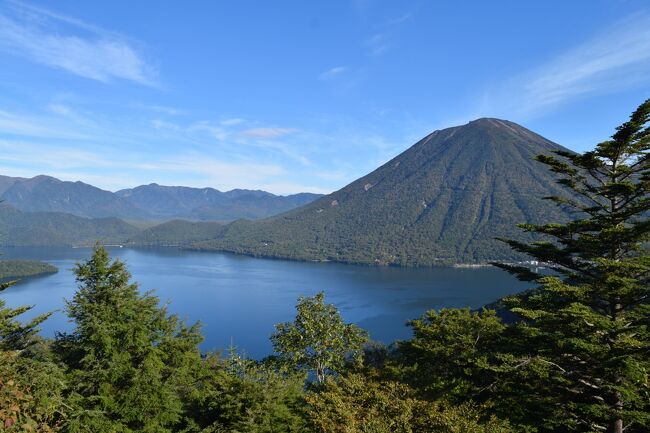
398 308 505 401
126 220 225 247
494 99 650 432
0 260 57 281
187 352 308 433
0 252 61 431
305 373 512 433
0 349 66 432
0 204 139 247
0 276 50 352
271 292 368 383
54 245 203 433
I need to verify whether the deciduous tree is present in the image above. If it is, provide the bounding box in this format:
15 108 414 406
271 292 368 383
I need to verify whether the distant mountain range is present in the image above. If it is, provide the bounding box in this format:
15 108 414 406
0 175 322 221
115 184 321 221
0 118 577 265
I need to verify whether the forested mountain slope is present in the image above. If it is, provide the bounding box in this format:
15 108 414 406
0 203 139 246
193 119 574 265
125 219 225 246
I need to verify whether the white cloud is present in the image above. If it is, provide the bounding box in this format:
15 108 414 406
151 119 182 132
145 105 185 116
386 12 412 26
0 138 117 170
364 33 390 56
502 12 650 116
255 181 331 196
187 121 230 140
220 118 245 126
0 2 156 85
0 109 91 139
320 66 348 80
239 127 298 138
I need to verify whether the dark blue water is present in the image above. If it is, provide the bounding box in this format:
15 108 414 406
1 247 528 358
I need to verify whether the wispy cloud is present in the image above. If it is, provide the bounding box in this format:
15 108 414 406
145 105 185 116
0 109 91 139
364 33 390 56
151 119 182 132
385 12 412 26
220 118 245 126
319 66 348 80
0 99 411 195
188 121 230 140
0 1 156 85
501 12 650 116
0 137 296 192
239 127 298 138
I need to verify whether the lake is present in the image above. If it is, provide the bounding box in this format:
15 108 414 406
1 247 529 358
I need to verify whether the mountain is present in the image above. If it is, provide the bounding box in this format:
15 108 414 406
0 175 150 220
192 118 574 265
0 175 322 222
125 220 225 246
115 184 322 221
0 203 139 246
0 175 25 195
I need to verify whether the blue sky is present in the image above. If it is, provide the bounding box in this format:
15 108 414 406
1 0 649 194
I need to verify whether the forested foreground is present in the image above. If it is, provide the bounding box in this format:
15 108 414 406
1 101 650 433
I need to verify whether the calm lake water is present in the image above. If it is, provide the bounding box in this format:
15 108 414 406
1 247 529 358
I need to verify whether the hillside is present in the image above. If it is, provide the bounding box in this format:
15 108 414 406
125 220 225 246
0 204 139 246
115 184 322 221
192 118 574 265
0 260 58 280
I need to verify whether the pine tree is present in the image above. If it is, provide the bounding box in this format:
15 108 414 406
0 276 50 351
55 245 203 433
495 100 650 432
1 265 65 431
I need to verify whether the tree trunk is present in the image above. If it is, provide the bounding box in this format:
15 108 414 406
608 418 622 433
608 389 623 433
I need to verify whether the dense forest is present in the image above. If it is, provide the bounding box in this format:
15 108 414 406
1 101 649 432
0 260 57 281
0 204 140 246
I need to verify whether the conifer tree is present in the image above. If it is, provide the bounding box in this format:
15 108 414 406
0 276 49 350
55 245 203 433
496 100 650 432
1 262 65 431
